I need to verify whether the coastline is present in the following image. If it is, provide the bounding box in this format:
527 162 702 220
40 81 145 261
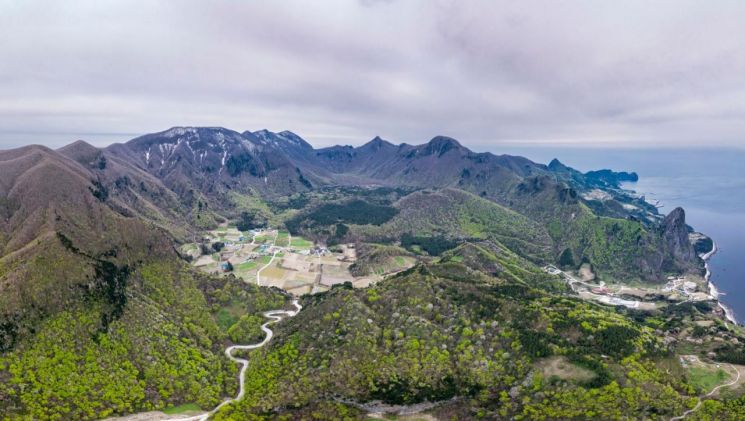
622 181 739 326
702 242 738 325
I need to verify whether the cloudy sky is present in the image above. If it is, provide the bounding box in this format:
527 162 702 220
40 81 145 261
1 0 745 150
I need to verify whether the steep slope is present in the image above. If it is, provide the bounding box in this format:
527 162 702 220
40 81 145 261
310 135 545 195
98 127 704 282
0 144 173 347
59 140 192 239
0 144 290 420
0 262 288 420
249 129 315 164
661 207 697 269
106 127 319 207
249 130 548 198
247 130 699 280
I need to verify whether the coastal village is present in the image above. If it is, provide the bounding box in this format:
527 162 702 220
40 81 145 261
544 262 717 313
180 225 387 296
178 223 745 402
184 223 726 314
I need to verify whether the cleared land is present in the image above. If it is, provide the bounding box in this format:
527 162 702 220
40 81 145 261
187 227 414 295
536 356 597 383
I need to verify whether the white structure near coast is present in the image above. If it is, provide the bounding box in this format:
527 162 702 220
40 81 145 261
702 243 738 325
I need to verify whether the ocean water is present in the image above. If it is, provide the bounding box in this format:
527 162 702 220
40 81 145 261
494 147 745 323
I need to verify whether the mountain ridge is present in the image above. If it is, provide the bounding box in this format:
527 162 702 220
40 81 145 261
61 127 706 283
0 126 726 420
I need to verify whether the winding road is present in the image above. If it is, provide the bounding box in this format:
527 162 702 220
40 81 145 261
175 299 302 421
256 229 281 287
669 363 741 421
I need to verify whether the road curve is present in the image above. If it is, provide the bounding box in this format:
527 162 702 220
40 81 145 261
175 299 302 421
669 363 740 421
256 250 279 287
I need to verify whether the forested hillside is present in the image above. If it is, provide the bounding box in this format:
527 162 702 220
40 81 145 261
213 263 691 419
0 129 731 420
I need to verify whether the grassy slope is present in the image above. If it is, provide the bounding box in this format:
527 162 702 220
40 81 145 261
439 242 561 291
348 243 414 277
353 188 553 263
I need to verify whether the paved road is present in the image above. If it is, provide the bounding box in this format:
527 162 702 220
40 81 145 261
669 363 740 421
175 299 303 421
256 250 279 287
256 229 281 287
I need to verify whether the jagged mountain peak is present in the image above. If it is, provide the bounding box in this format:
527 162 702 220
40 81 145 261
110 127 264 185
548 158 569 171
662 207 696 263
103 126 318 198
277 130 305 142
359 136 395 151
663 207 687 228
126 126 249 154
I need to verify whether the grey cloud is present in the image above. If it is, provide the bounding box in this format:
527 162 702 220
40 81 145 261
1 0 745 150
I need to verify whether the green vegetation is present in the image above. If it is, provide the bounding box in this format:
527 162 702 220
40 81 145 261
688 366 730 393
212 263 692 419
286 199 398 234
558 247 575 268
236 261 257 271
290 236 313 249
400 233 457 255
5 125 732 420
349 244 415 276
275 231 290 247
163 402 202 414
236 210 268 231
216 307 239 331
254 234 272 244
229 191 300 228
0 261 287 420
690 396 745 419
192 197 222 229
0 153 734 420
353 189 553 264
561 211 657 280
714 345 745 365
227 314 266 343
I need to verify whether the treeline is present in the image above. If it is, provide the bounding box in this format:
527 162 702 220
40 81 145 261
401 233 458 256
286 200 398 234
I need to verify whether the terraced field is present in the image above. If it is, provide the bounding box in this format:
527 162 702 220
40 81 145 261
186 226 409 296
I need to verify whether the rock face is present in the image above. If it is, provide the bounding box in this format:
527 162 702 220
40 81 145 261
661 207 696 268
105 127 317 198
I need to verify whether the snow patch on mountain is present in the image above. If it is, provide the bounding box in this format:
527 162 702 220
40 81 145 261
163 127 196 138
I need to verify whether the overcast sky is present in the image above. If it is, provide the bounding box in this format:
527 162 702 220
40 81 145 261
1 0 745 150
